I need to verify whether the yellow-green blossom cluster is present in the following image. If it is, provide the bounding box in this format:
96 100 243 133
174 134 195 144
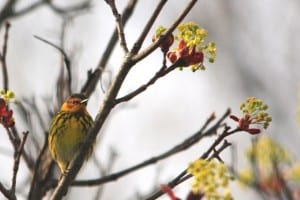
187 159 233 200
0 90 18 104
240 97 272 129
238 168 255 186
176 22 216 63
154 26 167 39
177 22 207 47
246 136 291 173
287 162 300 180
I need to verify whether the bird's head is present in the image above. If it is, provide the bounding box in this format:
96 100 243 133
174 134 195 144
60 93 89 113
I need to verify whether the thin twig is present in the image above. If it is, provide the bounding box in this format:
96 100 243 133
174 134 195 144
11 1 45 18
105 0 129 53
145 137 233 200
5 127 16 150
0 0 91 27
34 35 72 95
0 22 10 91
81 0 138 96
133 0 199 63
131 0 168 54
151 109 231 191
47 0 92 15
115 61 180 104
0 182 13 200
11 131 29 194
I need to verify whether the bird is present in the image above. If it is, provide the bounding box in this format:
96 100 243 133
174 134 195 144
48 93 94 174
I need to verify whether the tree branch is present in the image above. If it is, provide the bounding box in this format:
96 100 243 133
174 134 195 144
131 0 168 54
11 1 45 18
0 182 13 200
132 0 199 63
0 0 92 27
105 0 129 53
145 139 233 200
81 0 138 96
115 60 180 104
48 110 227 188
0 22 10 91
11 131 29 194
145 120 237 199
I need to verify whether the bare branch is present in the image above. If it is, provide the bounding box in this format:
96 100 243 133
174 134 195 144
0 22 10 91
0 182 13 200
11 1 45 18
81 0 138 96
0 0 92 27
114 60 180 104
105 0 129 53
11 131 29 194
131 0 168 54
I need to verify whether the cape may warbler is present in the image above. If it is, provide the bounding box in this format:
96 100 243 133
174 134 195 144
48 93 94 174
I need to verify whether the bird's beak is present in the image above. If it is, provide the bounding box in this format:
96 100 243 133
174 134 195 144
80 99 88 104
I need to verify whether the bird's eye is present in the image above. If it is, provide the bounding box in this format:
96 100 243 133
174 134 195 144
69 100 80 105
73 100 80 105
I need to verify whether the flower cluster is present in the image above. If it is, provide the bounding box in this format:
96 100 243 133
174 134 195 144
0 90 16 128
247 136 291 172
187 159 233 200
238 136 292 195
230 97 272 134
152 26 174 52
153 22 216 72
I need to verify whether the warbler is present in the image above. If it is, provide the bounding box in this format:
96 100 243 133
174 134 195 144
48 93 94 174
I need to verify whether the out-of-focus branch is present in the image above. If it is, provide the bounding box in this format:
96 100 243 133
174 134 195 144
0 22 10 91
34 35 72 96
47 0 92 16
0 182 14 200
81 0 138 97
105 0 129 53
0 0 92 27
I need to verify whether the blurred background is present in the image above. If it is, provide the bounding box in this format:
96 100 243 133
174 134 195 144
0 0 299 199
